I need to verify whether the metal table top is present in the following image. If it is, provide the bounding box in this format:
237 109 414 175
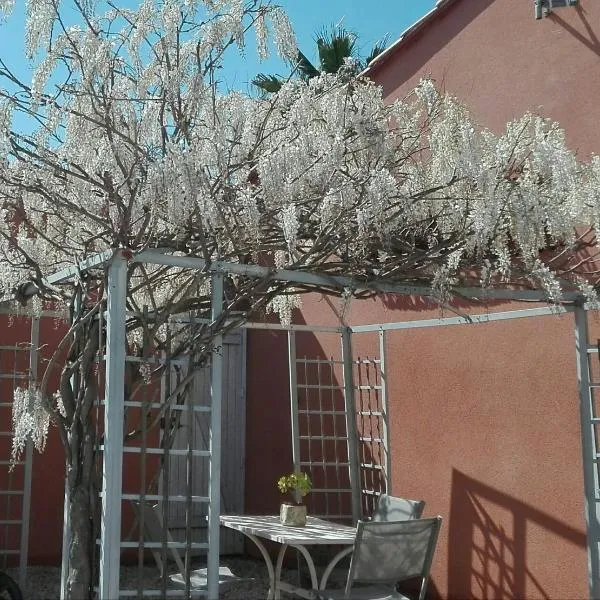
219 515 356 546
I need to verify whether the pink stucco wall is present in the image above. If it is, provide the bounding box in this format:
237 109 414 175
0 316 65 565
374 0 600 158
246 299 590 598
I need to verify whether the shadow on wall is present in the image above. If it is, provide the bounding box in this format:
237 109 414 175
376 291 507 313
374 0 497 94
448 469 587 599
548 5 600 56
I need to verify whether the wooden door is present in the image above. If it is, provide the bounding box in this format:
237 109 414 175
166 330 246 554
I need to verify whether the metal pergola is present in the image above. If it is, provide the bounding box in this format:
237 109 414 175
21 247 600 599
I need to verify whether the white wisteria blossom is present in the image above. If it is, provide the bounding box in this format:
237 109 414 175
11 386 49 463
0 1 599 598
0 0 13 16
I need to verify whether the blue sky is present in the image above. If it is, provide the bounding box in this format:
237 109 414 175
221 1 438 92
0 1 436 92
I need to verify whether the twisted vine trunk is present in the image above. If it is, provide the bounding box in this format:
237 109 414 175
66 481 93 600
61 320 101 600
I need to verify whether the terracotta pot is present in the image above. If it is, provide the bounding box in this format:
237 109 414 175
280 502 307 526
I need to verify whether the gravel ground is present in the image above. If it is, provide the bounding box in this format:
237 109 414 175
5 556 340 599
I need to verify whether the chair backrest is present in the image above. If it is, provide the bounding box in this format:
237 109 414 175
345 517 442 599
371 494 425 522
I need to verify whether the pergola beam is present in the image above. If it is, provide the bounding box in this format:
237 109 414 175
133 249 585 303
46 250 114 286
20 247 585 303
350 305 575 333
12 249 115 300
133 249 437 296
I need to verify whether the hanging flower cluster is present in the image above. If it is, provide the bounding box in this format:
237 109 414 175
11 386 50 464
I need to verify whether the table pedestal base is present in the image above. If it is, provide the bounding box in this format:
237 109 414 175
244 534 354 599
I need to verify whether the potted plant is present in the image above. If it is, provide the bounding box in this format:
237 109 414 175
277 471 312 526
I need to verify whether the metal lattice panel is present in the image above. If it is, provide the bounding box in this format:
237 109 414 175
95 265 237 600
289 329 390 524
354 354 390 517
294 353 353 521
0 316 39 590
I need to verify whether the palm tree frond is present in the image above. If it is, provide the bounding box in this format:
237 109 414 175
252 23 379 94
315 25 357 74
294 50 320 80
252 73 284 93
364 35 389 68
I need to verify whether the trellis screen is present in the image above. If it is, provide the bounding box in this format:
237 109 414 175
116 352 211 599
289 329 390 523
0 314 39 590
91 319 245 599
354 351 390 518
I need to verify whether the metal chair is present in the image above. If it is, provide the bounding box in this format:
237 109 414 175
371 494 425 522
319 494 427 588
317 517 442 600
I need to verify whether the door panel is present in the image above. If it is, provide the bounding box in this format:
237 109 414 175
166 330 246 554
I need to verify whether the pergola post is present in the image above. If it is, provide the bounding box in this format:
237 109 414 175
574 305 600 599
99 251 127 600
207 271 224 600
20 316 38 590
288 331 301 472
341 327 361 523
378 330 391 495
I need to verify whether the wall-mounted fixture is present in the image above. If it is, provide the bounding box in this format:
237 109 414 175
535 0 578 19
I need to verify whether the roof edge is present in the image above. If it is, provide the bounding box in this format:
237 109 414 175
361 0 460 77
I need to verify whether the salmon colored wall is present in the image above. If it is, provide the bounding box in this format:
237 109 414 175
374 0 600 158
0 316 66 564
385 313 587 600
359 3 600 595
246 298 588 599
245 330 292 515
29 316 67 564
246 0 600 582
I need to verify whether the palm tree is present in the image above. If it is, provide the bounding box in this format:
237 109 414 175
253 24 387 93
